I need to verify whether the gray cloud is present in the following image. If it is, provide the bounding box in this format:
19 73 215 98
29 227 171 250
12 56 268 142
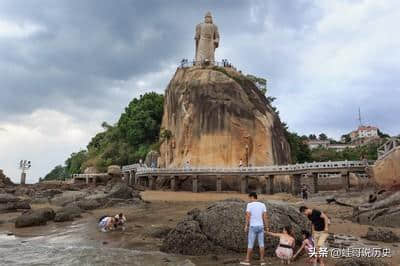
0 0 399 182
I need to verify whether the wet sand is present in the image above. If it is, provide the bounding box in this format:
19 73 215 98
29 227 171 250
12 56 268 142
1 191 399 265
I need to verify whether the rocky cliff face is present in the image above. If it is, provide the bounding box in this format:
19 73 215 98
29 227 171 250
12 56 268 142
159 66 291 168
0 169 14 188
372 147 400 190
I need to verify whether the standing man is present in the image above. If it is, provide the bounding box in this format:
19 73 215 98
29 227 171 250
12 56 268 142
241 192 269 266
301 184 309 200
299 206 329 266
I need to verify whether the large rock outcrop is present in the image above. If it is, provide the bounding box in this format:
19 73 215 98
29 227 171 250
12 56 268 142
0 193 31 212
372 146 400 190
0 169 14 189
159 67 291 168
161 199 310 256
353 191 400 227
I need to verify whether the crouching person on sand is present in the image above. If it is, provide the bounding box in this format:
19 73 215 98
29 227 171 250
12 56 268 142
98 216 116 232
240 192 269 266
114 213 127 230
266 225 295 264
299 206 329 266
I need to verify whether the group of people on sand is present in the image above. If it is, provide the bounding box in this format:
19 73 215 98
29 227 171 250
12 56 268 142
241 192 330 266
98 213 127 232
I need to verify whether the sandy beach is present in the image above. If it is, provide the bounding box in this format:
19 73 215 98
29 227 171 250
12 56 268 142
0 190 399 265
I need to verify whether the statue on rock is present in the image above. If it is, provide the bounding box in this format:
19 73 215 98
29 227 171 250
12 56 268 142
195 11 219 65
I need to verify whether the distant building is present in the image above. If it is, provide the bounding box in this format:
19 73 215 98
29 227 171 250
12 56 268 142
349 125 379 145
307 140 356 151
327 144 356 152
307 140 330 150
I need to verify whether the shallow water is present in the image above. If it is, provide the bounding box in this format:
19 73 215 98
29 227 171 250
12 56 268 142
0 222 187 266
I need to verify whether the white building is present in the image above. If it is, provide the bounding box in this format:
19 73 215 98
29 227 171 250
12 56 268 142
307 140 356 151
307 140 330 150
350 125 379 145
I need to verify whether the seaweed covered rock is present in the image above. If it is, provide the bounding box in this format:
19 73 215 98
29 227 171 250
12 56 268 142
54 206 83 222
353 191 400 228
162 199 309 256
362 227 399 243
0 193 31 212
161 220 213 255
15 208 55 227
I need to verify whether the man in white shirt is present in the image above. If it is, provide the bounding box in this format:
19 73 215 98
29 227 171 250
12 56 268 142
241 192 269 266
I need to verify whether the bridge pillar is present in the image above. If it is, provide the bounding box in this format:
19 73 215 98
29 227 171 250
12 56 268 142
129 170 135 186
192 176 199 193
85 176 89 184
341 171 350 192
240 176 248 194
148 176 156 190
256 177 263 194
265 175 274 194
305 172 318 193
170 176 178 191
291 174 301 196
129 170 137 185
216 176 222 192
123 171 130 184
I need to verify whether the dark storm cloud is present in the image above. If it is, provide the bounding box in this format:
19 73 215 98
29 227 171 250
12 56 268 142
0 0 252 118
0 0 399 137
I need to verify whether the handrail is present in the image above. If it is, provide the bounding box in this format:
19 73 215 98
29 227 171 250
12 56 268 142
72 173 109 178
121 160 372 176
178 59 235 68
377 138 400 160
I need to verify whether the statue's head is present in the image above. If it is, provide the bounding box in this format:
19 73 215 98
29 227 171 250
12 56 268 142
204 11 213 24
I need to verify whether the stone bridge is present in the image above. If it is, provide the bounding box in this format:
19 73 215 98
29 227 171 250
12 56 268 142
120 160 372 195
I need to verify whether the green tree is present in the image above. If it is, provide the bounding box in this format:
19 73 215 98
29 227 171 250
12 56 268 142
318 133 328 140
378 129 390 139
78 92 164 171
282 124 312 163
65 150 88 175
309 134 317 140
44 165 68 180
341 134 351 143
311 147 340 162
246 74 267 95
118 92 164 146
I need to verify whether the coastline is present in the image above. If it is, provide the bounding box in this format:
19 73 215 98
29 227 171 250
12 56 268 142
1 191 399 265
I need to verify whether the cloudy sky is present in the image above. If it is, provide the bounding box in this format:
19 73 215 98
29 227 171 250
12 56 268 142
1 0 399 183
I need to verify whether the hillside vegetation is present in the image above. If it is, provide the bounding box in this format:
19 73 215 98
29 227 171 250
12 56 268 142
44 92 163 180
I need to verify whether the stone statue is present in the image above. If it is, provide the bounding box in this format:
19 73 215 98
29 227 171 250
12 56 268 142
195 12 220 65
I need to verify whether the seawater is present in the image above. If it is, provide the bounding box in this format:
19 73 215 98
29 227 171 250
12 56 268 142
0 223 187 266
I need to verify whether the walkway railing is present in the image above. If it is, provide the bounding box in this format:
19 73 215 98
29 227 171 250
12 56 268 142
72 173 109 178
178 58 235 68
377 138 400 160
123 160 372 176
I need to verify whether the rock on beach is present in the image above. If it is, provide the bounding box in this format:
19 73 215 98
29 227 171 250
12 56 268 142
162 198 310 256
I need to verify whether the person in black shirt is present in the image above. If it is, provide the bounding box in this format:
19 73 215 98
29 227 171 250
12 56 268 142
301 185 308 200
299 206 329 266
